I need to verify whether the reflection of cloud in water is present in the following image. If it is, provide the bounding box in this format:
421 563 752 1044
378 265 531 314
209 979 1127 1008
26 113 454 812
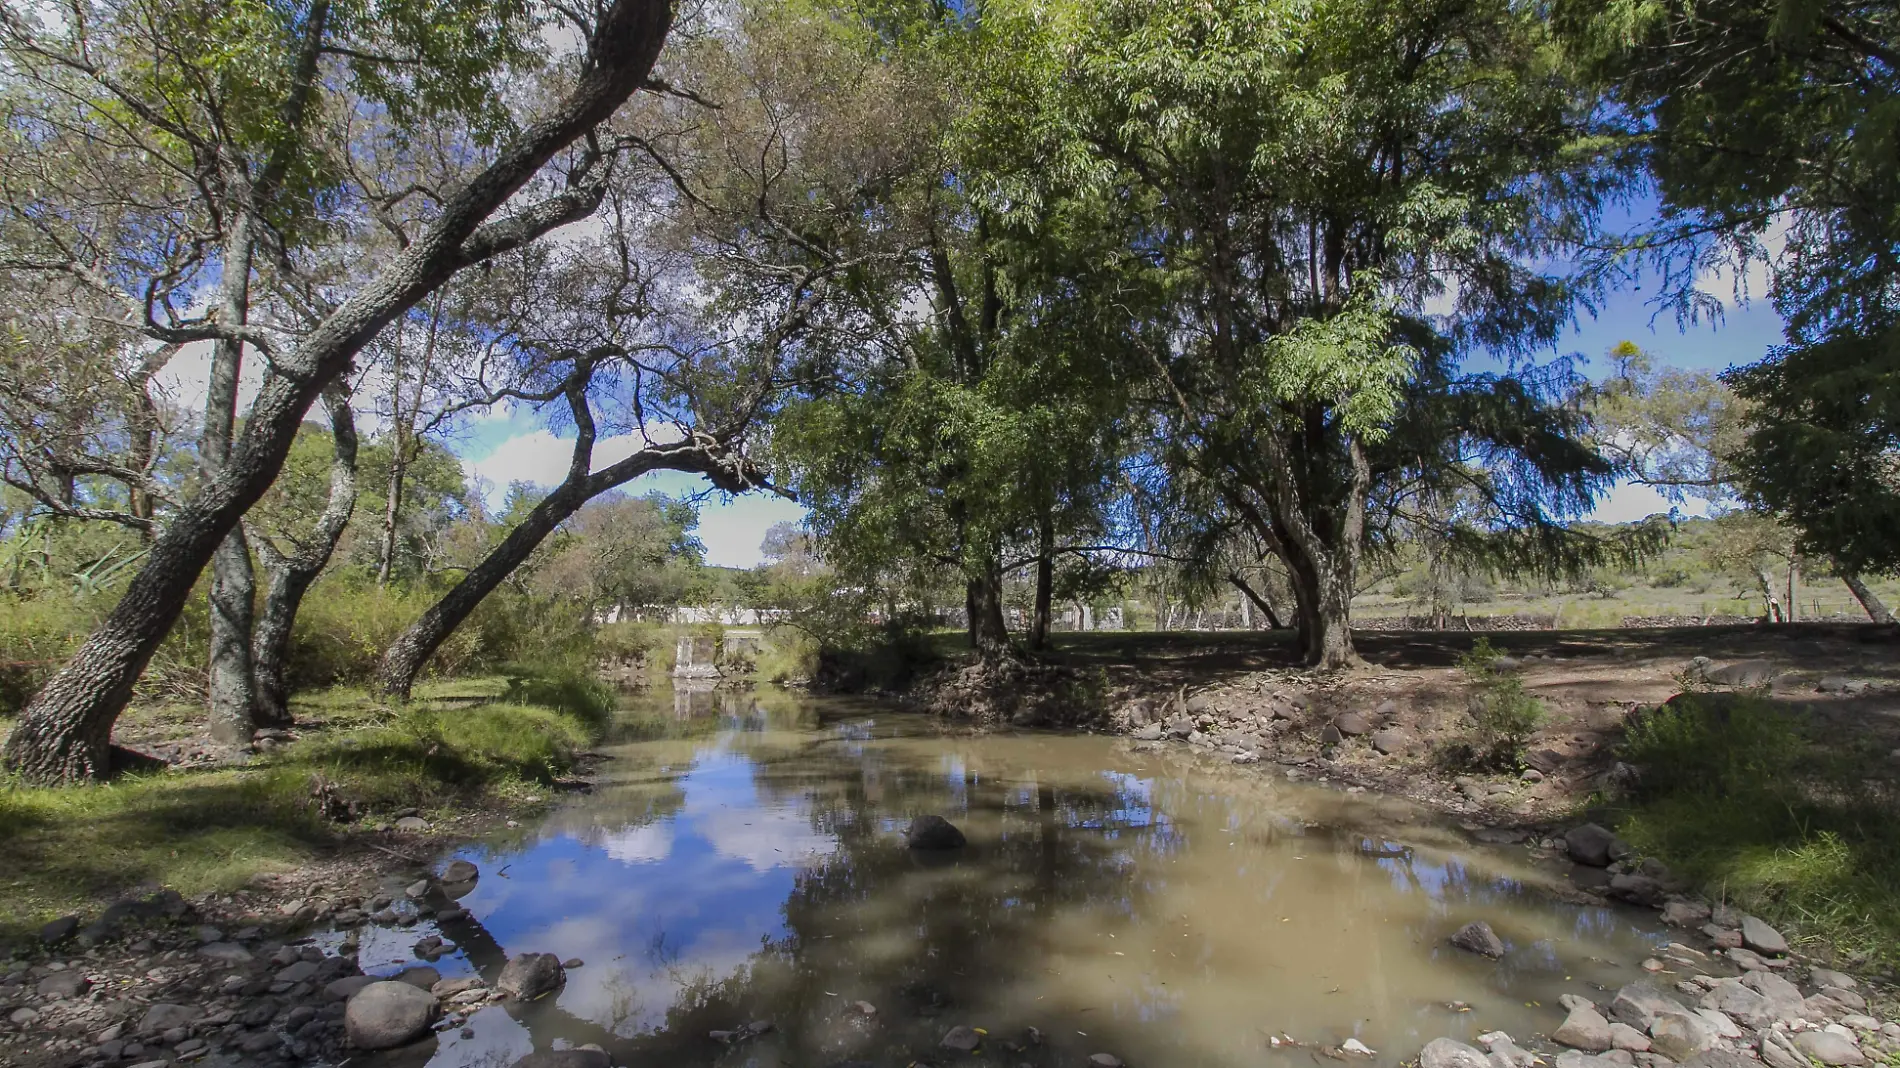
683 749 838 872
601 823 674 865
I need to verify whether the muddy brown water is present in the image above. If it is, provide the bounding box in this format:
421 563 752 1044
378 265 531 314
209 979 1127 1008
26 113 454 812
351 687 1671 1068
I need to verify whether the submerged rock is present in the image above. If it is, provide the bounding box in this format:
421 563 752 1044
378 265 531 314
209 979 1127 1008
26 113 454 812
496 953 565 1001
1449 921 1505 959
907 815 968 850
940 1024 982 1051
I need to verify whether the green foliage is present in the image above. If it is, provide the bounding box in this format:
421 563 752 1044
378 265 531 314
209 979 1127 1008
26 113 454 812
1449 638 1548 769
499 670 616 729
1615 693 1900 963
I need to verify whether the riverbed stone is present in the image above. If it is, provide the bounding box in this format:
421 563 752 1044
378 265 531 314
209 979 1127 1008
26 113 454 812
1333 712 1372 736
1794 1031 1865 1066
37 970 90 998
1088 1056 1125 1068
394 816 429 833
496 953 565 1001
1556 1051 1626 1068
1320 724 1344 744
1705 660 1778 687
1648 1012 1715 1061
513 1052 611 1068
1610 874 1668 907
1741 969 1804 1012
1132 724 1163 741
1566 824 1625 867
325 975 377 1002
344 981 437 1050
1680 1050 1754 1068
197 941 252 965
138 1003 202 1034
1555 1005 1615 1051
1740 915 1788 956
1610 982 1685 1031
39 915 79 945
1811 967 1858 991
1610 1024 1652 1052
442 860 478 883
1450 921 1505 959
906 815 967 850
1422 1038 1493 1068
276 959 320 983
1694 1008 1742 1040
1371 729 1413 755
940 1025 982 1052
1699 979 1778 1028
1660 901 1712 927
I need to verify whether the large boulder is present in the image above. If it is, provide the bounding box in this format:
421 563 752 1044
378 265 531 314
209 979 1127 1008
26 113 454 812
1564 824 1626 868
1699 979 1778 1029
442 859 479 884
1449 921 1505 959
1332 712 1372 736
1648 1010 1716 1061
1420 1038 1491 1068
344 981 437 1050
497 953 566 1001
1609 981 1685 1032
1705 660 1779 687
1792 1031 1865 1067
906 815 967 850
1739 914 1788 956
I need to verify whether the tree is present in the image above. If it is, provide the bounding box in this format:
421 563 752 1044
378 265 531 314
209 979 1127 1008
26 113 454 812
971 0 1634 668
2 0 678 784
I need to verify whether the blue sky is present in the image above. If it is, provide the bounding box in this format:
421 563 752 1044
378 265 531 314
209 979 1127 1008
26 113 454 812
452 251 1787 569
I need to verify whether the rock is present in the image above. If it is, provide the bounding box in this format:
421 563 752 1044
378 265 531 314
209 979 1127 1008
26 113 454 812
1561 995 1596 1013
1810 968 1858 991
39 915 80 944
1088 1056 1125 1068
276 959 320 983
1793 1031 1865 1066
197 941 252 965
1739 915 1787 956
1810 987 1867 1013
395 965 440 989
496 953 565 1001
1699 979 1779 1029
1555 1005 1616 1051
906 815 967 850
1610 874 1668 907
1132 724 1164 741
1320 724 1344 744
512 1052 611 1068
1610 1024 1651 1052
344 981 437 1050
1678 1051 1754 1068
1693 1009 1742 1040
1610 982 1685 1031
1371 729 1412 755
1701 924 1742 950
138 1003 203 1033
940 1024 982 1052
1521 768 1546 783
1741 969 1804 1008
9 1006 40 1025
1451 921 1506 959
1422 1038 1494 1068
325 975 378 1002
1342 1038 1376 1057
1555 1051 1626 1068
37 970 91 998
562 958 583 969
1660 901 1712 927
1334 712 1372 735
1760 1030 1808 1068
1705 660 1778 687
431 976 485 998
1648 1011 1715 1061
394 816 429 833
1479 1031 1536 1068
1841 1015 1880 1032
1566 824 1625 868
442 860 478 883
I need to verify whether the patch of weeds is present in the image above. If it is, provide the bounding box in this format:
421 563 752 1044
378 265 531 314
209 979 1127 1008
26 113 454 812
1438 637 1546 771
1613 691 1900 967
500 668 616 728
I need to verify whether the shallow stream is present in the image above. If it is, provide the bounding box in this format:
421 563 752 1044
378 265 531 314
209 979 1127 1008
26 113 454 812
357 686 1670 1067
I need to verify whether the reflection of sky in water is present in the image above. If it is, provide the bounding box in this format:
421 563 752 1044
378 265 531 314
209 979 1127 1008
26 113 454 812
442 737 837 1039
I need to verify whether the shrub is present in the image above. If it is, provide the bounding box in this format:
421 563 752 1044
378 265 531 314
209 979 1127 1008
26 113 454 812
500 668 616 728
1445 637 1546 770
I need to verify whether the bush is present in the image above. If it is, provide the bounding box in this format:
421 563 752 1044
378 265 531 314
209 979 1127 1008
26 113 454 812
1444 638 1546 770
500 669 616 728
1614 692 1900 963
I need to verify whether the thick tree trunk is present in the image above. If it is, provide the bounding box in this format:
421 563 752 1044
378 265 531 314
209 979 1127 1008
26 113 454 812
1 0 675 784
1030 516 1054 651
252 390 359 725
1842 570 1895 624
204 217 259 744
376 408 756 699
1755 565 1785 622
965 557 1012 662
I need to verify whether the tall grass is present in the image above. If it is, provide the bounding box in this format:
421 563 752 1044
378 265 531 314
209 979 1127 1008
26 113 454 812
1615 693 1900 965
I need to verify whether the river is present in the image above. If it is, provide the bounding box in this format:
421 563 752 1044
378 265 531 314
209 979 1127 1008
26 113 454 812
351 685 1671 1067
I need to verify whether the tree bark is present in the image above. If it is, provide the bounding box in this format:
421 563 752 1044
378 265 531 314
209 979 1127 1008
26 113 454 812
1755 565 1785 623
204 213 259 744
251 389 359 725
1842 569 1895 624
965 559 1012 662
375 376 758 699
2 0 676 784
1030 515 1054 651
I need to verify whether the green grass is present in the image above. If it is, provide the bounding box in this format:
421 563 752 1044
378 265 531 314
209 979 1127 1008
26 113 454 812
0 677 596 946
1610 692 1900 968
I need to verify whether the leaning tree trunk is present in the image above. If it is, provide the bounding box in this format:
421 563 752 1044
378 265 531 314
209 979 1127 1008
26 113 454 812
251 389 358 725
204 215 260 744
1228 573 1285 630
1 1 675 784
1842 569 1896 624
376 385 758 700
1755 565 1785 623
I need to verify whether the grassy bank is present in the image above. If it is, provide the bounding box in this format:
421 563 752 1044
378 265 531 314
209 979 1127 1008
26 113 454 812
0 672 610 945
1608 692 1900 970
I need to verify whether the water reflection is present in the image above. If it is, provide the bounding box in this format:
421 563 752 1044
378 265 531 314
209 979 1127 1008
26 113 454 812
372 688 1669 1068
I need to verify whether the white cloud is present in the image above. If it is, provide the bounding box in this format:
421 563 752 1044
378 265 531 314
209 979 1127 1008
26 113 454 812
1586 479 1712 525
1695 215 1790 308
693 802 836 872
